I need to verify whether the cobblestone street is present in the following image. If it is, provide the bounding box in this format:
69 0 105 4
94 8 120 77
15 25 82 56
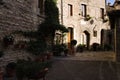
56 51 116 61
46 52 120 80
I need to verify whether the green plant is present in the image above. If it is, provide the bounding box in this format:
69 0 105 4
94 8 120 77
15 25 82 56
91 43 100 51
3 35 14 46
76 44 85 52
84 15 91 21
16 60 50 80
4 62 16 78
103 19 108 23
53 44 67 56
21 0 68 55
70 40 77 46
27 40 47 55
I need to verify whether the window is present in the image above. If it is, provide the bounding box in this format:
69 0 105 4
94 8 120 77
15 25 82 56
100 8 104 19
68 4 73 16
93 31 97 37
81 4 87 17
38 0 44 14
55 33 62 44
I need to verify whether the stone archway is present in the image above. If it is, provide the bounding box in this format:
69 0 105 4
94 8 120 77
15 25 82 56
84 31 90 50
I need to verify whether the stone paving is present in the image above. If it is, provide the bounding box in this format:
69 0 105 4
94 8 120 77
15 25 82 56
46 51 119 80
55 51 116 61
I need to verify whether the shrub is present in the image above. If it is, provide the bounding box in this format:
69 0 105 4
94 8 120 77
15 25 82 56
27 40 47 55
76 44 85 52
91 43 99 51
4 62 16 77
16 60 50 80
53 44 67 56
70 40 77 46
3 35 14 47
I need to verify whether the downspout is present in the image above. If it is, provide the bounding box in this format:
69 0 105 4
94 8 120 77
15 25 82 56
61 0 63 24
61 0 64 44
115 17 117 61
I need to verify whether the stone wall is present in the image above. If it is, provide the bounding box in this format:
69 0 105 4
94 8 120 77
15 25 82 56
0 0 45 66
0 0 44 37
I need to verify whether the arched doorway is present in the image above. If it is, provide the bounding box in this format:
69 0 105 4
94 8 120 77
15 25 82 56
84 31 90 50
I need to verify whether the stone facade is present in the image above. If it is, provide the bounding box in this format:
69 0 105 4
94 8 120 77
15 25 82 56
57 0 110 49
0 0 45 66
0 0 45 37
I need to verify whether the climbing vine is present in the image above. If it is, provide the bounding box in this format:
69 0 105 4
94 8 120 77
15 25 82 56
37 0 68 52
27 0 68 55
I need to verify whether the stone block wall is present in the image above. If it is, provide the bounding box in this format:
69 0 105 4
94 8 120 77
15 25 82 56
0 0 45 66
0 0 44 37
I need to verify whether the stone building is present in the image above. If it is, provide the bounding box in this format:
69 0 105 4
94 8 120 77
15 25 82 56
0 0 45 66
107 0 120 61
57 0 111 49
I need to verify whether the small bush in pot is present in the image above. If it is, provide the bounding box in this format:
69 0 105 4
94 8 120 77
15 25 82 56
16 60 49 80
3 35 14 47
91 43 99 51
53 44 66 56
76 44 85 53
3 62 17 80
70 40 77 46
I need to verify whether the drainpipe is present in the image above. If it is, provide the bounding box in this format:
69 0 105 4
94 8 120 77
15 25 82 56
61 0 64 44
115 18 117 61
61 0 63 24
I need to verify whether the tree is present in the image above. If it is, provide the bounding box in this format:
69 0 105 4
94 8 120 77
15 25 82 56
38 0 68 52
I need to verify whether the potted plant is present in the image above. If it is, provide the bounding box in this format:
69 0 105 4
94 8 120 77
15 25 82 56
76 44 85 53
16 60 49 80
84 15 91 21
91 43 99 51
70 40 77 55
3 35 14 47
3 62 17 80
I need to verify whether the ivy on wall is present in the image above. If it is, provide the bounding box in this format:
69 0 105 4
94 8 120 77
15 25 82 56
36 0 68 53
26 0 68 55
38 0 68 37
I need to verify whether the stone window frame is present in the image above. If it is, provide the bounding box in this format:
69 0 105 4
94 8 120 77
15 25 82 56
81 4 87 17
93 30 97 37
68 4 73 16
100 8 104 19
93 25 97 37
